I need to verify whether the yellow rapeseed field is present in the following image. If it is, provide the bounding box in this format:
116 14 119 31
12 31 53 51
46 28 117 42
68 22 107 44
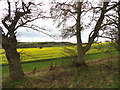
0 42 113 64
1 47 63 64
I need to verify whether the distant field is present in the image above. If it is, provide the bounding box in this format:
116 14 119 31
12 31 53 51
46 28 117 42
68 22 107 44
1 42 119 78
1 47 63 64
0 42 118 64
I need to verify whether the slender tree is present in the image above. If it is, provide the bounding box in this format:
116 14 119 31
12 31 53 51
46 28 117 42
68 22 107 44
50 0 119 67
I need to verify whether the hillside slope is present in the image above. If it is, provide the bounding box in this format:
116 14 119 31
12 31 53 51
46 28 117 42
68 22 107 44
2 56 119 88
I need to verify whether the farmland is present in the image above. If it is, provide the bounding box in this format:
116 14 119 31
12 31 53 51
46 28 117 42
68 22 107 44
1 42 119 88
0 42 118 64
1 47 63 64
1 42 119 78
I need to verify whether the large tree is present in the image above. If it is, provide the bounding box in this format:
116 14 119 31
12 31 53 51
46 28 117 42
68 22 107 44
0 0 45 80
50 0 119 67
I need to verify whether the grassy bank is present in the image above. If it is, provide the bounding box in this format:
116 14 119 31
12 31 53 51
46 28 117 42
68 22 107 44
2 56 119 88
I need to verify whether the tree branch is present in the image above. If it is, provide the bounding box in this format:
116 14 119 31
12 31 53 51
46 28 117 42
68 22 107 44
106 1 120 13
23 25 57 39
84 2 110 52
97 35 116 40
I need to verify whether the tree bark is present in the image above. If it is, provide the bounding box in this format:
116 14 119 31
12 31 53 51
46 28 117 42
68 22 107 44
2 35 24 80
1 0 37 80
75 2 109 67
76 2 87 67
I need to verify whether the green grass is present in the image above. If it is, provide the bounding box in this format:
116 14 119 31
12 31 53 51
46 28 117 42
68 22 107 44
2 56 118 88
85 50 118 61
2 49 119 79
69 59 118 88
2 58 74 79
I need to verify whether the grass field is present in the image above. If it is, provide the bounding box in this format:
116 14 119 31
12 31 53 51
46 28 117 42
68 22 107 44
1 42 119 79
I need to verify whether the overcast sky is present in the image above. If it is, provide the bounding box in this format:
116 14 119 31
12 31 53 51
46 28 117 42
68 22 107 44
0 0 112 43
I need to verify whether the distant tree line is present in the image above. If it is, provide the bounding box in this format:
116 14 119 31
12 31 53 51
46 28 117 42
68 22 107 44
17 42 75 48
0 41 106 49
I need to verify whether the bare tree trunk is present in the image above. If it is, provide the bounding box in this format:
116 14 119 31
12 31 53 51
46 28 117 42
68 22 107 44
75 2 109 67
76 44 86 66
75 2 87 67
76 25 86 66
2 35 24 80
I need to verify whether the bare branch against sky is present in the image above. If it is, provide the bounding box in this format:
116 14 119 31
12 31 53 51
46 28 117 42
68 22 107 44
0 0 118 43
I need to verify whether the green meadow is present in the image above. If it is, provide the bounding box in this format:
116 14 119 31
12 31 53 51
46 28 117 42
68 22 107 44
1 42 119 78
